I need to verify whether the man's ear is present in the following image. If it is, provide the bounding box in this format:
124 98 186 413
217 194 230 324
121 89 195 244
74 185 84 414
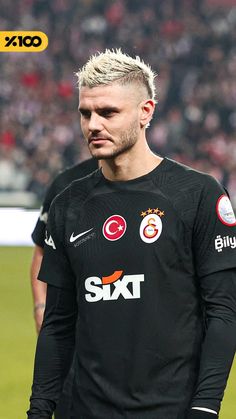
140 99 155 128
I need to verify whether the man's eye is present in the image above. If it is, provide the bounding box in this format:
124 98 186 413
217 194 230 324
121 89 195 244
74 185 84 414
80 111 90 118
101 110 114 118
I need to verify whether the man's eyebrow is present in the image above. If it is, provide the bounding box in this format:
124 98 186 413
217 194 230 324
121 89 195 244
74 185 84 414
97 106 120 112
78 106 120 113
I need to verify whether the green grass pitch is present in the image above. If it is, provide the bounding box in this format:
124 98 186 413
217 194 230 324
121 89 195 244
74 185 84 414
0 246 235 418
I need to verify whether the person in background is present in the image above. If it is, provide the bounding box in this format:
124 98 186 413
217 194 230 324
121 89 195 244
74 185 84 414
30 157 98 418
28 49 236 419
31 158 98 332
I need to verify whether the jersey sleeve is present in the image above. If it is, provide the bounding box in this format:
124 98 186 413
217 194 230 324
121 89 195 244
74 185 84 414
27 284 77 417
31 160 98 248
31 177 62 247
190 268 236 414
38 197 76 290
31 216 47 248
193 176 236 277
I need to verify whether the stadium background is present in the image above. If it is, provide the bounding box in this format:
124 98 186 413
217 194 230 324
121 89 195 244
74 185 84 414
0 0 236 417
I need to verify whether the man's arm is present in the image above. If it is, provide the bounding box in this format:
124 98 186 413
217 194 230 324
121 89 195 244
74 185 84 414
27 284 77 418
28 190 77 417
189 268 236 417
30 245 47 333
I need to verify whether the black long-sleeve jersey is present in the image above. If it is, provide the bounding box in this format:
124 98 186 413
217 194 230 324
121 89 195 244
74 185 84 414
31 158 98 248
28 157 236 419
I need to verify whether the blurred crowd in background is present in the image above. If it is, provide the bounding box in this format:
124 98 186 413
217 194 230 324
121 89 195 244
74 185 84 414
0 0 236 207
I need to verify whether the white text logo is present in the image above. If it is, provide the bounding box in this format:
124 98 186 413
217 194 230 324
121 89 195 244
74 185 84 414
45 231 56 249
70 228 93 243
215 235 236 252
85 271 144 302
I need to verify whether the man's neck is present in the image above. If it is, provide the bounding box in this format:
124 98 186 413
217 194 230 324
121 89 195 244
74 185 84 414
101 147 163 182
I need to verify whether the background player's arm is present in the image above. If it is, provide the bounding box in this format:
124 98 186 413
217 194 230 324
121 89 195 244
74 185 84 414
30 177 59 333
30 245 47 334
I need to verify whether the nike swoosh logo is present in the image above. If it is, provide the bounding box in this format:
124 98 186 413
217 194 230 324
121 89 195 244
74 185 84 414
70 228 94 243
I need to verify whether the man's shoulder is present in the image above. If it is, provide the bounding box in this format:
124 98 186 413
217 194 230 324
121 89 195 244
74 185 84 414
52 166 101 209
52 158 98 192
156 158 224 225
163 158 220 191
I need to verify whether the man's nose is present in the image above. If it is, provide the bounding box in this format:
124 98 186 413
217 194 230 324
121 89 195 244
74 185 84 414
88 113 103 132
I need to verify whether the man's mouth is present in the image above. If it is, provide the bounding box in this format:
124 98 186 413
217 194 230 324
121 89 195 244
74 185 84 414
89 137 112 145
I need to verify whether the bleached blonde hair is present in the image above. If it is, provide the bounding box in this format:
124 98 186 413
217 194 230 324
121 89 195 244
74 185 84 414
76 49 157 101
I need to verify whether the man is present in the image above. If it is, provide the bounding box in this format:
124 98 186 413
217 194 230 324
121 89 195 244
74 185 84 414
30 157 98 418
28 49 236 419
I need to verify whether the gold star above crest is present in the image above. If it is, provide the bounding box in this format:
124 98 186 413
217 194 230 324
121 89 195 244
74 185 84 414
140 208 165 218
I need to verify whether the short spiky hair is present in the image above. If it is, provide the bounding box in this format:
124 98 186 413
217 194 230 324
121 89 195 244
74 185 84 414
76 49 156 101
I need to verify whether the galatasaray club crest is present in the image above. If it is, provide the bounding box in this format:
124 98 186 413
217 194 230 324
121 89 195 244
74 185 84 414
139 208 164 244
